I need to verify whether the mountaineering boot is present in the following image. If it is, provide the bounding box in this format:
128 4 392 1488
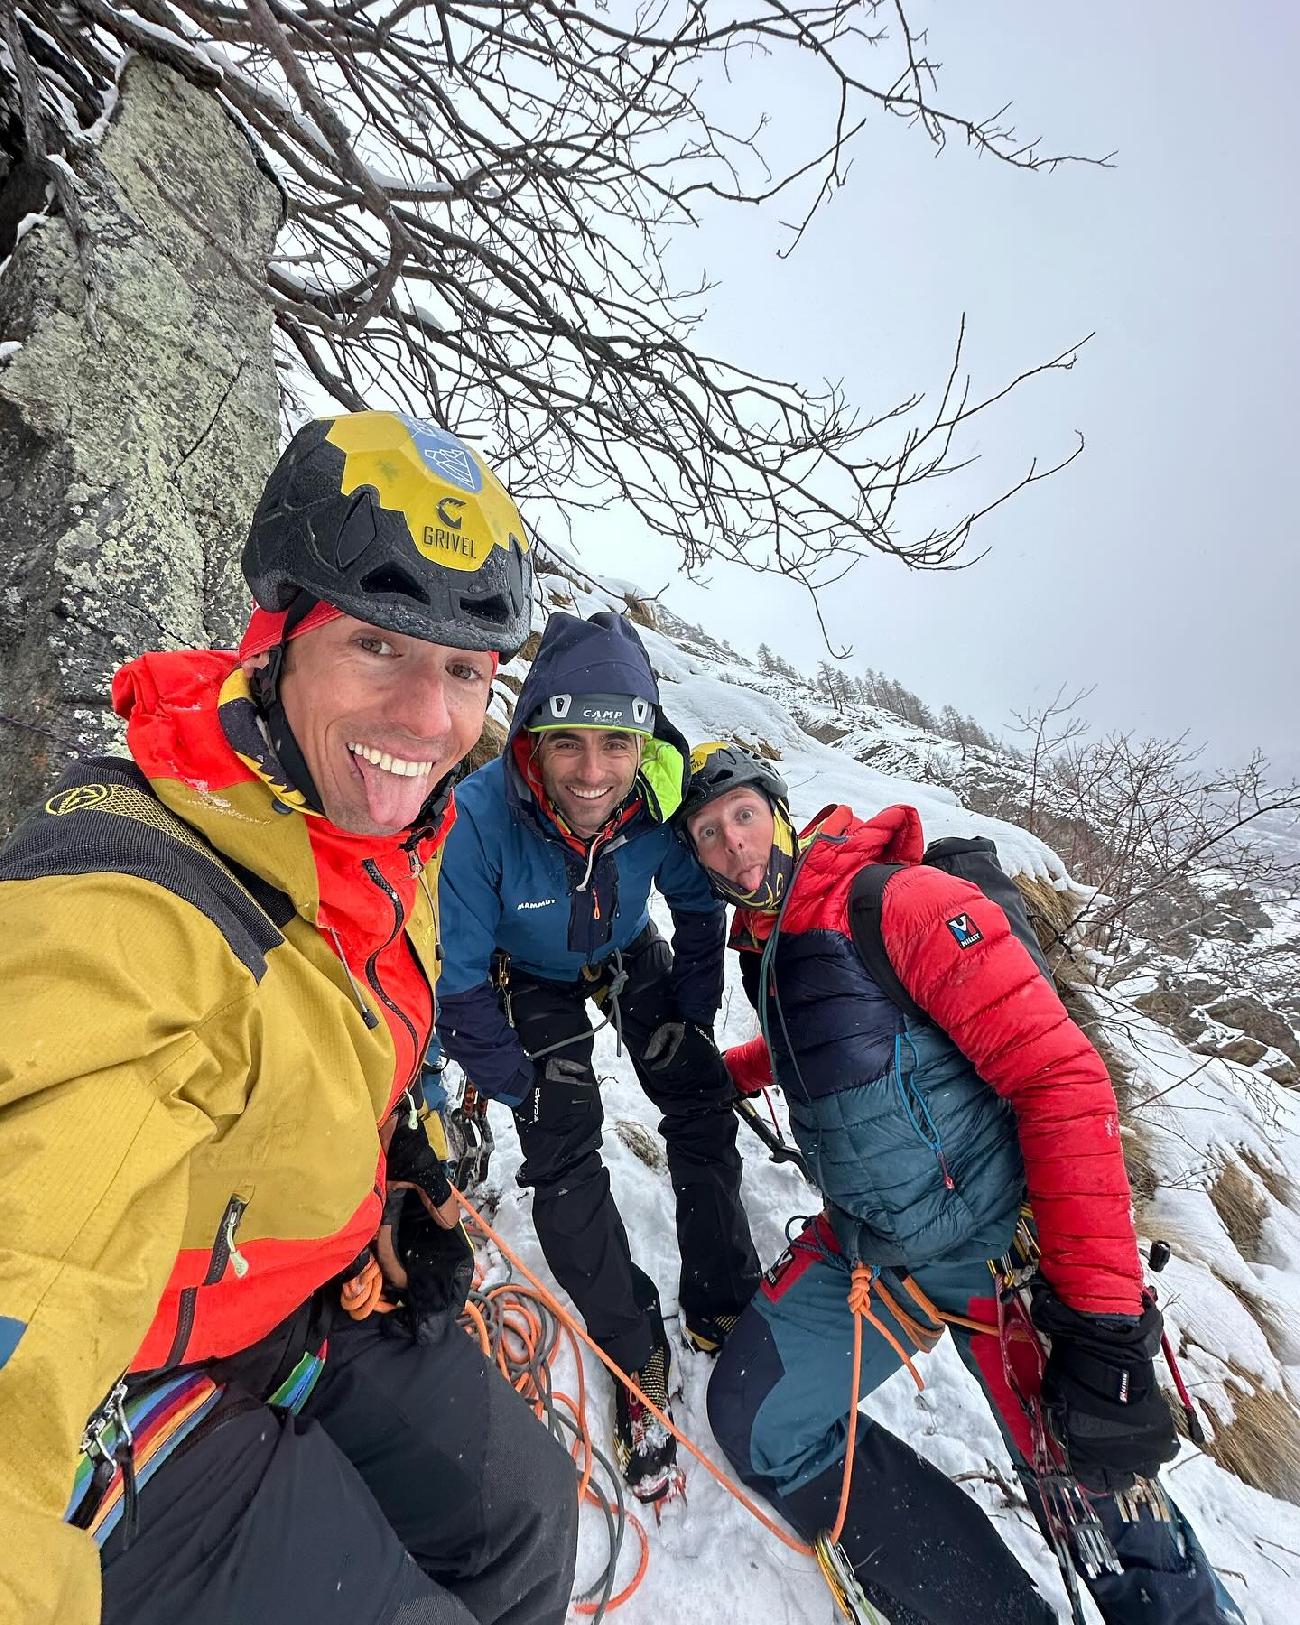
613 1316 683 1504
682 1310 741 1357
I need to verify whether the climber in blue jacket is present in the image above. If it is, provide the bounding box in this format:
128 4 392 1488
437 610 760 1502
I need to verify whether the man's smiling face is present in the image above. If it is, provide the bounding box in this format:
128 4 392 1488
256 613 493 835
534 729 642 837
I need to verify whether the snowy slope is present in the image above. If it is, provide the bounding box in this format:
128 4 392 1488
458 571 1300 1625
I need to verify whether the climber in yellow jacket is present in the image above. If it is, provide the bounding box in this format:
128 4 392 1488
0 412 577 1625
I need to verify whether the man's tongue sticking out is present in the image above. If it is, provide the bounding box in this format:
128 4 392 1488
352 750 435 832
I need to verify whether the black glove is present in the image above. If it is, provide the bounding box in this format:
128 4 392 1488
378 1189 475 1341
385 1112 453 1210
513 1056 596 1128
1031 1281 1179 1494
642 1020 712 1071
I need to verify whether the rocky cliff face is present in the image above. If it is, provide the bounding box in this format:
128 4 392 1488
0 58 281 835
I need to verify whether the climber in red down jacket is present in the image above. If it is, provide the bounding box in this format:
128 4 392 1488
680 743 1242 1625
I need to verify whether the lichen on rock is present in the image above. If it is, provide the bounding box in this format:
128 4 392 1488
0 58 282 834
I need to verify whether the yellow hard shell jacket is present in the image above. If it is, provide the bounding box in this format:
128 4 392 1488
0 649 450 1625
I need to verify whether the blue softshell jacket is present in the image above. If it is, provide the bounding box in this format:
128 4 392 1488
437 611 725 1104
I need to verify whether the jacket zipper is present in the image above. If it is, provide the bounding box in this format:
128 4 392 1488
163 1195 250 1370
361 859 424 1091
72 1375 136 1539
203 1194 251 1283
892 1032 956 1191
327 926 380 1030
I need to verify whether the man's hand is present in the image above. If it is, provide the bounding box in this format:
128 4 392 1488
376 1191 475 1339
1031 1282 1179 1494
644 1020 716 1071
384 1112 454 1216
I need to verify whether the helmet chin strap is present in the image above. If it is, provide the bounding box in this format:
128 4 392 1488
248 593 326 815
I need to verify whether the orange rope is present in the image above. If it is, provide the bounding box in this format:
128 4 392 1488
354 1190 1004 1621
899 1273 998 1339
464 1243 651 1609
452 1187 817 1558
829 1266 871 1544
847 1266 926 1394
447 1190 1003 1617
871 1277 943 1360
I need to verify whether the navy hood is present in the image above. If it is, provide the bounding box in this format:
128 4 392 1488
510 611 658 744
507 611 691 825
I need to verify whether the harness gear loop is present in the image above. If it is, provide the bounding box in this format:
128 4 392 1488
521 946 630 1063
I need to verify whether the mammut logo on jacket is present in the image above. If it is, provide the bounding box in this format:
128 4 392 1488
946 913 983 949
516 897 556 910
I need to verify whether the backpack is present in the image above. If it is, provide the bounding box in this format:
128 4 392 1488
847 835 1053 1024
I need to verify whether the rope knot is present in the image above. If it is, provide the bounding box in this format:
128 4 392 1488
847 1263 875 1316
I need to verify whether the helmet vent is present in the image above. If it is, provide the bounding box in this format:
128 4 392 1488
457 590 510 625
360 564 430 604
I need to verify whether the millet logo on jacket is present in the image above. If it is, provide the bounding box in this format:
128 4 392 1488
946 913 983 949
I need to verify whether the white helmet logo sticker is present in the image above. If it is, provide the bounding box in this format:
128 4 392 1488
396 414 484 494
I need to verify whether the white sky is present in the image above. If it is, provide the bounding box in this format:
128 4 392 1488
567 0 1300 775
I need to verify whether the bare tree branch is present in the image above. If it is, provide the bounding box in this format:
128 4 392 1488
5 0 1106 601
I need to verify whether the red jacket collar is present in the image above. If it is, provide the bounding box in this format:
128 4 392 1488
731 803 924 948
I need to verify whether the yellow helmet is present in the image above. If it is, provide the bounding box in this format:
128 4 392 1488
243 411 532 656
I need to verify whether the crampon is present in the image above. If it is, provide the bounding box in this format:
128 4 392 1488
613 1335 686 1514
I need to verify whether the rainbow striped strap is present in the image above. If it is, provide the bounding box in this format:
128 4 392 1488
266 1338 329 1414
66 1372 225 1545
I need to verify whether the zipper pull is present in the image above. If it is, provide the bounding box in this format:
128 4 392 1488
109 1384 140 1546
402 1086 419 1131
327 927 380 1030
223 1203 250 1278
71 1376 131 1532
80 1376 128 1460
592 886 601 921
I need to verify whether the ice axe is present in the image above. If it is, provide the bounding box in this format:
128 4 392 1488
731 1093 817 1187
1147 1239 1207 1446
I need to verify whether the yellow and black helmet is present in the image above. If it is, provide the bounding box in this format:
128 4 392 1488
681 741 789 825
243 411 533 657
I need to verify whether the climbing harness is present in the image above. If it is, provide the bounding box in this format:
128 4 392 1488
493 946 632 1062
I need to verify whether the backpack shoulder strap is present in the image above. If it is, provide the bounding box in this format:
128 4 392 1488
847 862 927 1024
1 756 296 979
